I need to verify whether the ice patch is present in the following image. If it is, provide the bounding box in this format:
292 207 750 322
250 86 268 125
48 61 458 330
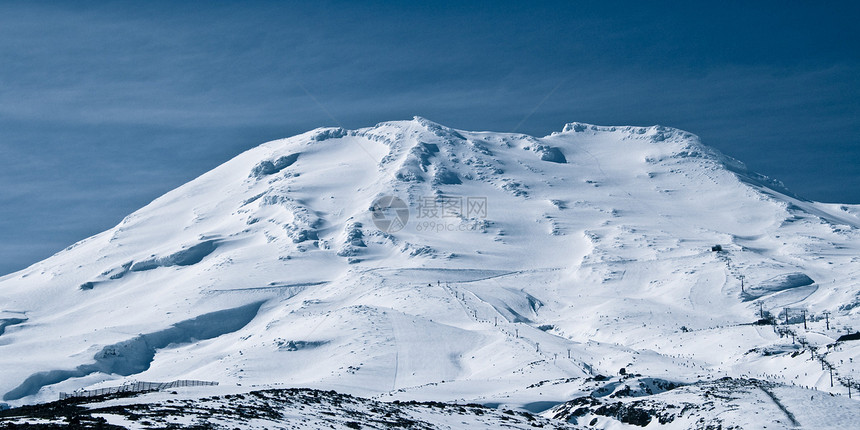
467 287 543 323
130 240 220 272
395 143 439 183
78 281 98 291
433 168 462 185
250 153 300 178
742 272 815 301
536 145 567 163
337 222 367 257
275 339 329 351
3 302 263 401
0 318 26 337
312 127 347 141
102 262 133 280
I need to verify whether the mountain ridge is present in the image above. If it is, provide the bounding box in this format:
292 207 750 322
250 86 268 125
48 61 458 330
1 118 858 428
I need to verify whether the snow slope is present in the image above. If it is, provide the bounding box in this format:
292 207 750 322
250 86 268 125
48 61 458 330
0 117 858 427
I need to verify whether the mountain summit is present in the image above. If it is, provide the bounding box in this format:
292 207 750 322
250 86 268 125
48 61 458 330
1 118 859 427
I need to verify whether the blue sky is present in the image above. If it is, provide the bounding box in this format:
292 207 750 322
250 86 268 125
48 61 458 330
1 1 858 275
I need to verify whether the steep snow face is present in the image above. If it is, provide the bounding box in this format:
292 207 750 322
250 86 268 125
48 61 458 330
0 117 859 412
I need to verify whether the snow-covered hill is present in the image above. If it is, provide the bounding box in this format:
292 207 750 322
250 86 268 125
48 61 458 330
0 386 569 429
1 117 858 428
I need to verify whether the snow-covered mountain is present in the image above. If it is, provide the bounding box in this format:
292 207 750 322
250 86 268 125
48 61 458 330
1 117 859 428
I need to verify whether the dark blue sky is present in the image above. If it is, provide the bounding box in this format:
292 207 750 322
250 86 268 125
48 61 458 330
1 1 858 276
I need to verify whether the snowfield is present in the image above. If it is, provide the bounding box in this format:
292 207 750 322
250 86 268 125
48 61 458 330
1 117 858 428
